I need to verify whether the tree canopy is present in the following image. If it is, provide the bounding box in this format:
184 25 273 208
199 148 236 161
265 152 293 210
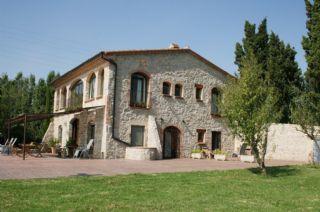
0 71 59 143
235 19 303 123
221 52 280 172
302 0 320 93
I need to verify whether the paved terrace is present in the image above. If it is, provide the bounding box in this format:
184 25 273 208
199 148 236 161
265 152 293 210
0 155 304 180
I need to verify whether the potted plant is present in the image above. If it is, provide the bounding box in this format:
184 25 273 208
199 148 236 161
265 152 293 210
65 139 76 158
213 149 227 161
48 138 59 154
191 149 204 159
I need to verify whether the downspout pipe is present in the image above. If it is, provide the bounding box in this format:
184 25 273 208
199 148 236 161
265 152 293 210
100 52 130 146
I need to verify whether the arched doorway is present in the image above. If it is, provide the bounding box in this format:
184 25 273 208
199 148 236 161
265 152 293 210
163 126 181 159
70 119 79 146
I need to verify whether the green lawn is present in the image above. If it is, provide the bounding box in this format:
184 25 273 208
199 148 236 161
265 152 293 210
1 165 320 211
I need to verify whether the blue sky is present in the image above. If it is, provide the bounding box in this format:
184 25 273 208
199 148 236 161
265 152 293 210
0 0 307 79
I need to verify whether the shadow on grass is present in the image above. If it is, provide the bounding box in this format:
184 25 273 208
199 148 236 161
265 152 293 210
248 166 301 177
71 173 103 177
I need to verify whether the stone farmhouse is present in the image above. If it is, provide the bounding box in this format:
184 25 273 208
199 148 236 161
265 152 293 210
45 44 236 159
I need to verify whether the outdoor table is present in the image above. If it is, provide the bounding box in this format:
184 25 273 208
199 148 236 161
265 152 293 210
19 144 42 158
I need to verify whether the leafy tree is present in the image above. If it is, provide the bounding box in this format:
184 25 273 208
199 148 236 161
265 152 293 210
0 74 11 136
30 79 49 141
0 71 59 143
302 0 320 93
221 52 280 173
291 92 320 164
45 71 59 113
291 0 320 164
44 71 59 128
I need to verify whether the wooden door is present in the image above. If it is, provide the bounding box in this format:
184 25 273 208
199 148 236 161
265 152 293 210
163 126 180 159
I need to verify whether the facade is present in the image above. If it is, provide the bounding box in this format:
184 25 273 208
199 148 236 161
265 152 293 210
46 44 235 159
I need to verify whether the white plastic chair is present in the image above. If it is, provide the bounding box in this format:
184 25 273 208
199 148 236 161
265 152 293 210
8 138 18 155
79 139 94 159
2 138 17 155
73 146 84 158
0 138 9 152
0 138 10 153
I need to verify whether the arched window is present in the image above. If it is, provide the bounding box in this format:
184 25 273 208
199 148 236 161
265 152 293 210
99 70 104 96
61 87 67 108
211 88 221 115
88 74 96 99
70 80 83 108
162 82 171 95
175 84 182 97
130 73 148 107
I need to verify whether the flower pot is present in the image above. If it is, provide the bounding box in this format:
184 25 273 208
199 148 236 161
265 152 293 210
191 152 204 159
51 147 56 155
240 155 255 163
67 147 75 158
214 154 226 161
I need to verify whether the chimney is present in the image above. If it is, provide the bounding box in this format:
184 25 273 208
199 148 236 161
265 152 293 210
169 43 180 49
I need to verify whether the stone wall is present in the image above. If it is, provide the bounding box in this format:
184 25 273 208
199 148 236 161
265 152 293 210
147 115 162 159
49 50 235 159
125 147 157 160
51 107 105 158
53 63 108 113
233 123 315 162
266 124 314 162
107 51 234 158
104 137 128 159
42 122 54 143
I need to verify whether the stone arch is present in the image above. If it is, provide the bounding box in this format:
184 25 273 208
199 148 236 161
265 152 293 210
87 72 96 99
69 118 80 146
69 79 83 108
163 126 181 159
61 87 67 108
130 72 150 108
211 87 221 115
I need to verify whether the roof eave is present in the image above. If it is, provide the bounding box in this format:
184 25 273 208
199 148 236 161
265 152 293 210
51 48 235 87
51 51 105 87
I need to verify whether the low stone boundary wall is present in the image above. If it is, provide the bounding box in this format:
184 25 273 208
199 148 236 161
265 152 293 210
125 147 157 160
234 124 318 163
266 124 314 162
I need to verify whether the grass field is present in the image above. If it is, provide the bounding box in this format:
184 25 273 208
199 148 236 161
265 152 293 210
0 165 319 211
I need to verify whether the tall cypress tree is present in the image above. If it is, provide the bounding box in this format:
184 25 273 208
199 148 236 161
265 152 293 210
235 19 269 77
267 33 303 123
302 0 320 93
235 19 303 123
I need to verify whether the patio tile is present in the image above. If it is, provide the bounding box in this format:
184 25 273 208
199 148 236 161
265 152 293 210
0 155 304 180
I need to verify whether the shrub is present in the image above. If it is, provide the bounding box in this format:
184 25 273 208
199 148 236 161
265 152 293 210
48 138 60 148
191 149 203 153
213 149 227 155
66 139 75 147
